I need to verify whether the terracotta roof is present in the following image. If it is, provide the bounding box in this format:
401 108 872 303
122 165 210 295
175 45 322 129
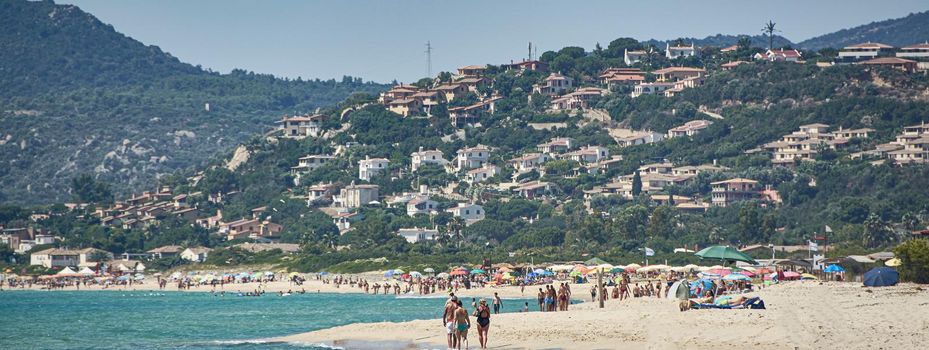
652 67 705 74
844 42 894 49
711 178 758 185
901 42 929 50
860 57 917 65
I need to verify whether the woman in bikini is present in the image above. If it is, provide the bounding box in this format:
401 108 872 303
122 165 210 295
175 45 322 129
454 300 470 350
474 299 491 349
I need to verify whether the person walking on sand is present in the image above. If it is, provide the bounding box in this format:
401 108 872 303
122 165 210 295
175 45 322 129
454 300 471 350
474 299 491 349
590 285 597 302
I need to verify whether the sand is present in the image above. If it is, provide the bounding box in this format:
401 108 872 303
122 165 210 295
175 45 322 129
273 282 929 350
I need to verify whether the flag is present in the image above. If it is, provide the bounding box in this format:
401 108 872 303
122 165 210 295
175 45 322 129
644 247 655 256
824 225 833 233
809 241 819 252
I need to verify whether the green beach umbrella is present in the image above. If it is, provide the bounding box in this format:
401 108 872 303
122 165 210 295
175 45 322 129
695 246 758 265
470 268 486 275
584 257 609 266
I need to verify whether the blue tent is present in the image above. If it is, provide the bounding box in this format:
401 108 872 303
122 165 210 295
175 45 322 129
824 265 845 273
863 267 899 287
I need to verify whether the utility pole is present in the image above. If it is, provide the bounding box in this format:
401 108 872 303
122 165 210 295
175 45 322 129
425 41 433 78
528 42 532 60
597 270 604 308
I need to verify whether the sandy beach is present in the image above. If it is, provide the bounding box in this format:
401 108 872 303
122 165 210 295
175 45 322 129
272 282 929 350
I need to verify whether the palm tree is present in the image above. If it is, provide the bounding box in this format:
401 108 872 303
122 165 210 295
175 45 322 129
762 20 778 50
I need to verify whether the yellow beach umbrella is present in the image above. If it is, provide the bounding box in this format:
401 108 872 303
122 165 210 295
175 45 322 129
801 273 818 280
885 258 902 267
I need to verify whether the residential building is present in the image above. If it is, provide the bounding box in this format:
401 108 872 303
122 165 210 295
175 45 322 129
455 77 491 93
397 227 440 244
147 245 183 260
711 178 760 207
550 87 607 110
306 182 337 205
335 184 380 208
387 98 423 117
30 248 112 269
564 145 610 163
631 82 675 97
667 120 713 138
410 90 444 115
411 148 447 172
533 73 573 96
837 42 895 62
279 114 323 138
406 196 439 217
465 164 500 184
721 61 749 70
446 203 485 224
457 65 487 78
665 43 696 59
513 181 551 199
291 155 334 175
358 156 390 181
434 84 469 102
378 85 420 104
508 153 550 172
449 97 500 126
624 49 648 65
501 60 548 72
754 49 802 62
180 247 212 263
456 145 491 171
896 42 929 59
537 137 575 154
615 131 665 147
653 67 706 82
859 57 918 73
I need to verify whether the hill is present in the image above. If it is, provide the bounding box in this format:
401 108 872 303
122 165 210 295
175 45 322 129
0 0 387 205
645 34 793 49
798 10 929 49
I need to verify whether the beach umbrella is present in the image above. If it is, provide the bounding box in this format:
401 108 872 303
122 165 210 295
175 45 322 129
450 270 468 276
723 273 751 281
801 273 818 280
668 280 690 300
319 271 329 276
782 271 801 280
739 266 757 272
384 270 395 277
134 274 145 280
610 267 625 273
740 271 755 277
705 268 732 276
584 257 609 266
549 264 573 272
423 267 435 273
393 268 405 274
695 246 758 265
569 270 582 277
437 272 450 278
410 271 422 277
497 267 513 273
823 265 845 273
264 271 274 276
863 267 898 287
573 265 590 275
542 270 555 276
532 268 546 274
885 258 902 267
116 275 131 281
625 263 642 272
470 269 486 275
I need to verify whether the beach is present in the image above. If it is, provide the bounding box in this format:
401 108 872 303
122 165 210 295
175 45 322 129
274 282 929 350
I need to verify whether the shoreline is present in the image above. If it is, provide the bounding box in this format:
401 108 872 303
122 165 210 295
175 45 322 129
273 282 929 350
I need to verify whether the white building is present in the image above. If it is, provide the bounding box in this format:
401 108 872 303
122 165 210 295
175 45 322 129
667 120 713 138
838 42 894 61
508 153 550 172
897 42 929 59
446 203 485 224
624 49 648 65
465 164 500 184
397 227 440 244
279 115 323 138
615 131 665 147
665 43 696 59
455 145 491 171
631 82 675 98
537 137 575 154
291 155 334 175
30 248 112 269
411 147 448 172
335 184 380 208
358 156 390 181
564 145 610 164
180 247 212 263
406 196 439 217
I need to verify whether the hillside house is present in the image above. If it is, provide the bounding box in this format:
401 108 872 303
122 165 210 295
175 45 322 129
665 43 696 59
410 91 444 115
279 114 323 138
387 98 423 117
653 67 706 82
397 227 440 244
550 87 607 111
147 245 183 260
456 145 491 171
537 137 575 154
615 131 665 147
631 82 675 97
335 184 380 208
564 145 610 163
465 164 500 184
533 73 573 96
509 153 550 172
837 42 894 63
514 181 551 199
411 148 448 172
455 77 491 93
754 49 802 62
180 247 212 263
406 196 439 217
501 60 548 72
860 57 918 73
624 49 648 65
446 203 485 224
379 85 420 104
896 42 929 59
434 84 469 102
667 120 712 138
449 97 499 126
358 156 390 181
711 178 759 207
457 65 487 78
306 182 337 205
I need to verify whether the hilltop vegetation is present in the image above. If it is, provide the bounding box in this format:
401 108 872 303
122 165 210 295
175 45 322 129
0 0 386 205
799 10 929 49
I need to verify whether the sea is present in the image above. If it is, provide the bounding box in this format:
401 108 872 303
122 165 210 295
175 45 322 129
0 290 532 349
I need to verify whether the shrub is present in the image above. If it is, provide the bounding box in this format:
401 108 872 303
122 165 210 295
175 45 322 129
894 239 929 284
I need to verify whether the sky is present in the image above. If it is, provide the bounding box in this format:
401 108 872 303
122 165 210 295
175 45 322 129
60 0 928 83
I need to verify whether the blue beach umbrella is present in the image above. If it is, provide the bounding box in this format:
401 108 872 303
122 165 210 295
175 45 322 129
863 267 898 287
533 268 545 274
722 273 751 281
470 269 486 275
824 265 845 273
384 270 395 277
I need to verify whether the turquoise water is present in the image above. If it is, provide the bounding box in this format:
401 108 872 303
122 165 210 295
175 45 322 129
0 290 531 349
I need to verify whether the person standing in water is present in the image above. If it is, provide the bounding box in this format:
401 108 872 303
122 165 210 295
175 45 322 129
492 293 502 314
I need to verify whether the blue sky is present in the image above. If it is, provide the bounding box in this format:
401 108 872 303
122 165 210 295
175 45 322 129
61 0 928 83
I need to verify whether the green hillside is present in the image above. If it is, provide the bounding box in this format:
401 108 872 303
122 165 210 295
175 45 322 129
799 10 929 49
0 0 387 205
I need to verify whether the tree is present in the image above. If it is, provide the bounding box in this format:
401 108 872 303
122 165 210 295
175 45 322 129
71 174 113 203
448 217 466 249
631 170 642 197
647 206 674 239
762 20 778 50
863 213 893 248
894 239 929 284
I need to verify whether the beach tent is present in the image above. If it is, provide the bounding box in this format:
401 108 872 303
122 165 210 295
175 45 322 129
57 267 77 275
863 267 899 287
695 246 758 265
78 267 96 276
584 257 609 266
823 265 845 273
668 280 690 300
